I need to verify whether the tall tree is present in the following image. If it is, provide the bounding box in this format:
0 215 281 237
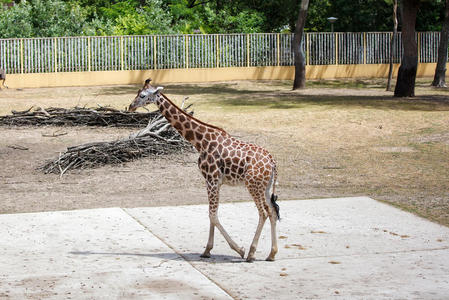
394 0 420 97
386 0 398 91
432 0 449 87
292 0 309 90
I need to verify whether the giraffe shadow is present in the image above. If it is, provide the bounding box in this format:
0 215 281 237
69 251 245 264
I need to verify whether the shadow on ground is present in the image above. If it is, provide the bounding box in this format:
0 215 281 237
69 251 245 264
210 93 449 112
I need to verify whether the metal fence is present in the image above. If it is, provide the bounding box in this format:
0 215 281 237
0 32 447 74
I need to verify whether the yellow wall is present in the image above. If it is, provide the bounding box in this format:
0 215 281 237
3 63 442 89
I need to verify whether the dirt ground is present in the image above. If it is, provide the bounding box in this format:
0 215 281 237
0 79 448 226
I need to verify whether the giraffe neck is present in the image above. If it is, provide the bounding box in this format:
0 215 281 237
156 94 228 152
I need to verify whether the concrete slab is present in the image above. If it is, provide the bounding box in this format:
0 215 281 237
0 208 231 299
126 197 449 299
1 197 448 299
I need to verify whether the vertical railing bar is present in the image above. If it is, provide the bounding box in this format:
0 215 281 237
69 38 72 72
54 38 57 73
333 33 336 65
20 39 23 74
417 32 421 63
87 37 91 71
216 35 219 68
120 36 124 71
363 32 367 64
153 35 157 69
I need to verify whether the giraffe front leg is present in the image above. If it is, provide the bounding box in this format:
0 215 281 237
206 181 245 259
200 222 215 258
211 215 245 258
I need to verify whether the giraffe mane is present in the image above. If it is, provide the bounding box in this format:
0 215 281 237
160 92 228 135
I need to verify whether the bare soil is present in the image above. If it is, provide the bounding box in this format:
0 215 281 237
1 79 448 226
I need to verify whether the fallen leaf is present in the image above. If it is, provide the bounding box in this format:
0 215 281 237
292 244 307 250
311 230 327 234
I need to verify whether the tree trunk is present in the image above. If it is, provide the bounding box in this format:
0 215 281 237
432 0 449 88
292 0 309 90
394 0 419 97
386 0 398 91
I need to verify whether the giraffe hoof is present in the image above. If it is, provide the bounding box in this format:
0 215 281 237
246 257 255 263
238 247 245 259
265 256 275 262
200 253 211 258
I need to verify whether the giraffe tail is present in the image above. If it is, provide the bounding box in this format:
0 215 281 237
267 165 280 221
271 194 280 221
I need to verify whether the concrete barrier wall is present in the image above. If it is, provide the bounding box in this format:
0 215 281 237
4 63 442 89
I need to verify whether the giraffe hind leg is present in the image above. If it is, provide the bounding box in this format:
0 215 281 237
246 211 267 262
245 179 271 262
265 170 278 261
265 214 278 261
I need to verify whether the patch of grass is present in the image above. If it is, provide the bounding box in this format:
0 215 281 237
307 79 385 89
199 93 449 113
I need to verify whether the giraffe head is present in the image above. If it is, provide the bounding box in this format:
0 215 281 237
128 78 164 112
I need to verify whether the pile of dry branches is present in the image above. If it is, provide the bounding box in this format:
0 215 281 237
39 103 194 175
0 106 157 127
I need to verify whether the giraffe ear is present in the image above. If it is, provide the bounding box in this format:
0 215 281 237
154 86 164 94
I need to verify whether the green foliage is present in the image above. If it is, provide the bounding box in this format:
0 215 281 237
201 7 265 33
101 0 173 35
0 0 446 38
304 0 331 32
0 2 33 38
0 0 95 37
416 0 445 31
168 0 265 33
325 0 392 32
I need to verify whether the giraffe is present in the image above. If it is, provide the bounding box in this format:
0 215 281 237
129 79 280 262
0 68 7 89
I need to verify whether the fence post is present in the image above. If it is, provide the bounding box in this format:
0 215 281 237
335 33 338 65
363 32 367 64
216 35 220 68
153 35 157 69
246 34 250 67
87 37 91 71
306 33 310 65
185 35 189 69
120 36 124 71
20 39 24 74
54 38 58 72
277 33 280 66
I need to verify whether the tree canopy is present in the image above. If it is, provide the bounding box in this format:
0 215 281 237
0 0 446 38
